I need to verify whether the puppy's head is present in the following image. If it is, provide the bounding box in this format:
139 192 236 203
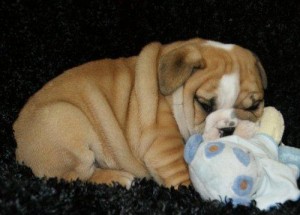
158 38 267 139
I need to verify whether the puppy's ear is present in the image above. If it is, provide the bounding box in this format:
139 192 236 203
253 53 268 90
158 45 205 95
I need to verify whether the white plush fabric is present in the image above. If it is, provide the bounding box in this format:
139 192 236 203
189 134 300 210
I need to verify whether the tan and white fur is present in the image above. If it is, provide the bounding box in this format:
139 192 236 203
13 38 267 188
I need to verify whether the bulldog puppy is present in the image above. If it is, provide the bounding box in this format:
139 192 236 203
14 38 267 188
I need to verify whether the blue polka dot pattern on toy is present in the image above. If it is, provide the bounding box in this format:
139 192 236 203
205 142 225 158
232 175 253 197
233 147 250 166
231 197 251 207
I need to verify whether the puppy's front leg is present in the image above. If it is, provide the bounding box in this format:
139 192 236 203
144 132 190 188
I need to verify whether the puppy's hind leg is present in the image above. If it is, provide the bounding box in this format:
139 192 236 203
46 102 135 188
61 158 135 188
87 169 135 189
15 102 98 181
15 102 136 188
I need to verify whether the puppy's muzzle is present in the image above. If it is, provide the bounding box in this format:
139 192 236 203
219 127 235 137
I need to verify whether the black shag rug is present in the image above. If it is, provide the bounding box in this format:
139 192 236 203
1 0 300 214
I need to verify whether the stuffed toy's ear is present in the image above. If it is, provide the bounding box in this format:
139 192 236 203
184 134 203 164
279 145 300 173
257 107 284 144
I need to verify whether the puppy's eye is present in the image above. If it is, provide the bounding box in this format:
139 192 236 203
196 97 214 113
246 102 261 111
201 102 213 113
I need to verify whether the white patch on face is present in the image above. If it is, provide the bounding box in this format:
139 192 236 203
217 72 240 109
205 40 235 51
172 87 190 141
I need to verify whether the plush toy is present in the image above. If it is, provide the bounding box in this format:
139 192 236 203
184 107 300 210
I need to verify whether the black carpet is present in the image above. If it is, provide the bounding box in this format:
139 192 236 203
1 0 300 214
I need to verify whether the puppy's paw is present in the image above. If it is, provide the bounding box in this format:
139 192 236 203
115 171 135 189
89 169 135 189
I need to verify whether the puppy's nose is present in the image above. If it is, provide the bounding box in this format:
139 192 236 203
219 127 235 137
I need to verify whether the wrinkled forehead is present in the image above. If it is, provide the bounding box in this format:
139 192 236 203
201 40 257 68
195 41 263 105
